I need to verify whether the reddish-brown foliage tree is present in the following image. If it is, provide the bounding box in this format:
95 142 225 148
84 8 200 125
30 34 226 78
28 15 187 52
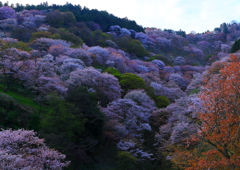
170 55 240 170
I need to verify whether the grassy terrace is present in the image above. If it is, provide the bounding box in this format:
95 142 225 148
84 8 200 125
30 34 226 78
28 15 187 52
0 80 48 113
0 82 40 110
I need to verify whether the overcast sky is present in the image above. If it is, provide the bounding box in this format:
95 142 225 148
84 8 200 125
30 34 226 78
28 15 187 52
6 0 240 33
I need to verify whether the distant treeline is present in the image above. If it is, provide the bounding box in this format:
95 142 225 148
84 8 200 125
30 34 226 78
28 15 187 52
0 1 144 32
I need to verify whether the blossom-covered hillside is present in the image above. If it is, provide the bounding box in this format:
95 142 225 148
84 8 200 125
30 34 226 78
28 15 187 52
0 3 239 170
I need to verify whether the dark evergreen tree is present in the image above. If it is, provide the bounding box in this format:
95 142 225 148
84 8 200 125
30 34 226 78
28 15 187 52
164 29 174 34
230 39 240 53
175 29 186 38
214 27 221 33
221 22 229 34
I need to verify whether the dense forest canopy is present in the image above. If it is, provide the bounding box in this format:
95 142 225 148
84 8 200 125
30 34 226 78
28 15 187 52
0 1 145 32
0 2 239 170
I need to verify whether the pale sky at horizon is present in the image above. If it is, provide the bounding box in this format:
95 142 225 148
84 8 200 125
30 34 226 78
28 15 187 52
5 0 240 33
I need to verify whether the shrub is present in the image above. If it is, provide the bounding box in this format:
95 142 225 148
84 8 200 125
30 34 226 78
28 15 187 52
116 151 138 170
59 32 83 46
120 73 146 94
128 39 150 58
31 31 52 41
105 67 122 80
115 37 149 58
9 41 32 51
146 54 172 65
151 95 170 108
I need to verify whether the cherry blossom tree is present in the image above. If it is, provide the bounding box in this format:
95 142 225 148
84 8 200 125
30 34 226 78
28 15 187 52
151 59 165 70
0 48 31 92
109 25 121 35
67 67 121 106
197 40 212 54
187 47 204 59
0 129 70 169
58 58 85 80
186 33 200 43
124 90 156 112
120 28 131 37
169 73 190 90
15 54 66 99
155 94 201 155
0 6 16 20
64 48 92 66
48 45 67 58
102 96 155 160
174 56 186 65
107 52 127 73
155 37 172 52
88 46 110 66
150 82 186 102
135 32 155 48
221 44 231 53
185 72 204 94
126 60 149 73
34 38 72 52
34 76 67 98
213 40 223 52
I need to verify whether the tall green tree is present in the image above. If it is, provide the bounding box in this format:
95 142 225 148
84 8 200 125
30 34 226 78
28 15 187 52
66 86 105 142
45 10 64 28
41 94 85 145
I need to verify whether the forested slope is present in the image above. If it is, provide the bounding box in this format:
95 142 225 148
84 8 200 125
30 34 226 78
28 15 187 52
0 3 239 170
